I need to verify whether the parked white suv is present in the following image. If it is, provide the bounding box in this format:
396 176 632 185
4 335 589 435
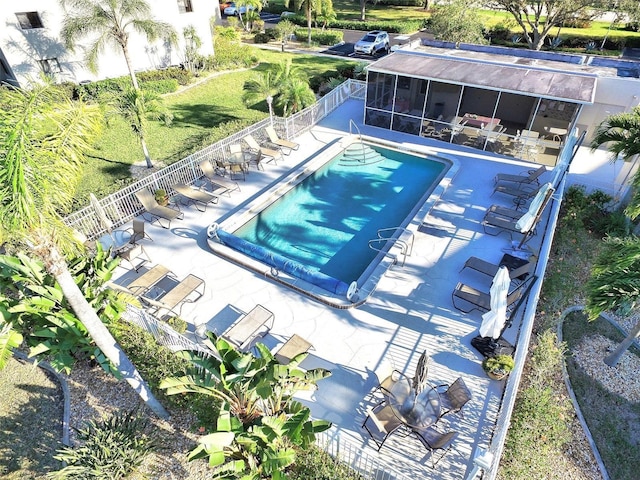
354 31 390 56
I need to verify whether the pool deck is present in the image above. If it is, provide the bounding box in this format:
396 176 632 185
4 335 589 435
111 99 560 478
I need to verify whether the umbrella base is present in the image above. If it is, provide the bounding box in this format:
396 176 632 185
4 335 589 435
471 335 514 358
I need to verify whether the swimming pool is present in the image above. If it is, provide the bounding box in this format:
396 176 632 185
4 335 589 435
207 135 457 306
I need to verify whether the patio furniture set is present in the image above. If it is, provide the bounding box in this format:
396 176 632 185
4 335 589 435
362 350 472 468
129 128 300 229
451 166 553 316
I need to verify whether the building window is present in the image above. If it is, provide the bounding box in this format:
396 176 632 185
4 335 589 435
177 0 193 13
39 58 62 75
16 12 43 29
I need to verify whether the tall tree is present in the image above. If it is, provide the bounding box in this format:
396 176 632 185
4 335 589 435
59 0 177 90
590 106 640 219
242 59 315 117
584 236 640 366
429 0 487 44
285 0 322 44
107 87 173 168
490 0 601 50
0 84 168 418
586 107 640 366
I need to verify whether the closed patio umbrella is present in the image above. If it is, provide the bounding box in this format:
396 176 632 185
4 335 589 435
90 193 116 245
479 266 511 339
515 182 553 233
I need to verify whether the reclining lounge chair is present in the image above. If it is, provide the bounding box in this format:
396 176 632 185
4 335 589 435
141 273 205 317
265 126 299 155
494 165 546 186
135 188 184 229
452 280 525 314
172 183 219 212
244 134 282 164
199 159 240 195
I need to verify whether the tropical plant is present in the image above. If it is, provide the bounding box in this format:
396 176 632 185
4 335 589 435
313 0 336 30
49 410 157 479
491 0 601 50
105 87 173 168
59 0 177 91
243 58 315 116
584 236 640 366
275 19 297 46
590 106 640 219
160 335 332 478
0 321 23 371
0 84 168 418
0 246 133 374
285 0 326 45
182 25 203 74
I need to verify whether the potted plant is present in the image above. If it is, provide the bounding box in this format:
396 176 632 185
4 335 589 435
482 354 515 380
154 188 168 206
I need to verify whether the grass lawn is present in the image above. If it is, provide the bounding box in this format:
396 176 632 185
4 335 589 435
75 48 357 206
0 357 63 479
563 312 640 480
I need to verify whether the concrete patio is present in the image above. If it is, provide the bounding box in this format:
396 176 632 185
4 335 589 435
108 98 600 478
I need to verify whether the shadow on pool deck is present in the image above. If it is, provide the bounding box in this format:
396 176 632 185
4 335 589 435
111 98 552 479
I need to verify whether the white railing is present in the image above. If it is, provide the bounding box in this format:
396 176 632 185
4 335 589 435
315 429 413 480
65 79 367 239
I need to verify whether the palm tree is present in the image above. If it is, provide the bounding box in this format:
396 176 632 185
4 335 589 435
585 236 640 367
59 0 177 91
0 84 168 418
285 0 322 45
242 59 315 117
108 87 173 168
590 107 640 218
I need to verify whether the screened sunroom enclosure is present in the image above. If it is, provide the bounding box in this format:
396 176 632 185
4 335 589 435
364 51 597 166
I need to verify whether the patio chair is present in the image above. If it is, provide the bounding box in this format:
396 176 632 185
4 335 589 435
412 349 430 394
219 304 275 352
172 183 219 212
243 134 282 164
412 427 459 468
372 359 408 396
273 334 313 365
265 126 299 155
362 400 405 451
451 281 524 314
461 256 534 284
141 273 205 317
126 264 172 296
121 219 153 244
494 165 546 186
433 377 472 419
198 159 240 195
134 189 184 229
492 181 542 207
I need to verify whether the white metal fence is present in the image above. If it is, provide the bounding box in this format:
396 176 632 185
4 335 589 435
65 79 366 239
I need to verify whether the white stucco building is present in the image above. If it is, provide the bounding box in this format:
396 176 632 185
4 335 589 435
0 0 221 87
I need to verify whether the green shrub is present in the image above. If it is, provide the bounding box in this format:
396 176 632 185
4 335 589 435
336 63 356 79
50 410 156 479
166 316 187 334
109 320 194 408
136 67 194 86
209 37 258 69
294 28 343 45
287 444 364 479
560 185 629 237
254 32 273 43
309 70 339 92
140 79 179 94
285 15 421 34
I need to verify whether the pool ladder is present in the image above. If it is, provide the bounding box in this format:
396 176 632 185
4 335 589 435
348 119 367 163
368 227 414 267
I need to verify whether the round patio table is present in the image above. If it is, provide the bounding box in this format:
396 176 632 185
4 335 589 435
387 377 441 428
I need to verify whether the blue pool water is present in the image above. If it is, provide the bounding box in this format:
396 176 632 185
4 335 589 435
231 143 447 287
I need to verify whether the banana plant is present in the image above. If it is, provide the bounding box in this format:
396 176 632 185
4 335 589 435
0 245 130 374
160 336 332 478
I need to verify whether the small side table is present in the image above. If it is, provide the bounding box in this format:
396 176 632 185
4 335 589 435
116 243 150 272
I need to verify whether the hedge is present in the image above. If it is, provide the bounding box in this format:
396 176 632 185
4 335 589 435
284 14 422 34
293 28 343 45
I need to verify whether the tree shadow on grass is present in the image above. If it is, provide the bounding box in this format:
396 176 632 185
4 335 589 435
170 103 241 129
0 366 63 478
